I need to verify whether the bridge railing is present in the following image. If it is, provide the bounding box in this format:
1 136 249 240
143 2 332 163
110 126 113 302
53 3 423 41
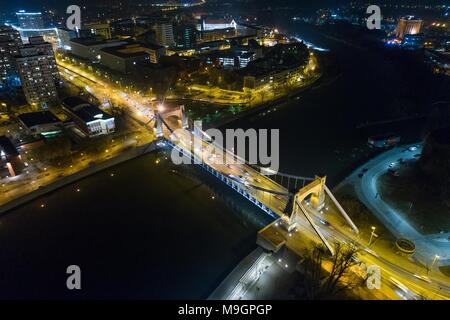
164 139 280 220
263 172 315 191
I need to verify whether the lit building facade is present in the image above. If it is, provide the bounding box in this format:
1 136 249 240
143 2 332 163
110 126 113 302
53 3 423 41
198 18 237 31
16 11 44 30
154 22 175 47
56 28 78 50
83 22 112 40
396 16 423 39
62 97 115 137
15 36 59 108
0 135 24 178
0 25 22 89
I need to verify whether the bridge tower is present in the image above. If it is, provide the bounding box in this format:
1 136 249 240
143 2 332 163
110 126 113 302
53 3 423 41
180 105 188 129
155 113 164 138
309 176 326 210
282 176 335 255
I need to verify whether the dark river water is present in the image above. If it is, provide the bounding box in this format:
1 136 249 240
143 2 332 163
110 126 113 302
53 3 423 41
0 150 272 299
226 22 449 186
1 22 448 299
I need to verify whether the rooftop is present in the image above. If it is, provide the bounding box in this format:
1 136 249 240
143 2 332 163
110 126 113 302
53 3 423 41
0 135 18 157
70 37 124 47
17 111 61 128
401 15 422 21
100 42 164 58
62 97 113 123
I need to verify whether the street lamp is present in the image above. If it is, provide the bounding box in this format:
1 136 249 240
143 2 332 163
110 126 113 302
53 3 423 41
430 254 440 271
368 226 376 246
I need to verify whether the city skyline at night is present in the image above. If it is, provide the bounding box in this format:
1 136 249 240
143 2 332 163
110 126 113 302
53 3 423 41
0 0 449 313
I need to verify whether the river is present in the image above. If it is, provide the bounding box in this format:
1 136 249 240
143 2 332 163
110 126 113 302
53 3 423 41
0 21 447 299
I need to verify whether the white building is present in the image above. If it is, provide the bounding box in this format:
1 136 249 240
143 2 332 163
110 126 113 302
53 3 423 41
62 97 115 137
198 18 237 31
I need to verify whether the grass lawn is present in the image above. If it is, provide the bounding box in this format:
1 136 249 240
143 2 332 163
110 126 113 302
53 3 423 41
377 161 450 235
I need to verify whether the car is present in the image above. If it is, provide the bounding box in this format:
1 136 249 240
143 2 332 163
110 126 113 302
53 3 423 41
412 274 432 283
389 277 419 300
229 174 245 183
358 173 364 178
274 195 285 201
408 146 418 151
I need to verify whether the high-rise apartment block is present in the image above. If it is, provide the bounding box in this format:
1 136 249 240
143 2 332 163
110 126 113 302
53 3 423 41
15 36 59 108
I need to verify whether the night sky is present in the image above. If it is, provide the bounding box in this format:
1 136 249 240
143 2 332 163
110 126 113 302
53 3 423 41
1 0 448 13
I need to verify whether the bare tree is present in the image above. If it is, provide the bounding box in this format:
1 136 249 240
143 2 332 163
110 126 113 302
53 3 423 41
299 242 363 299
322 242 362 297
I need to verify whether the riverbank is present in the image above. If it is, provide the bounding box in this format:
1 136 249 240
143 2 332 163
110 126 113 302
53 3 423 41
206 73 324 130
0 141 158 215
0 144 269 299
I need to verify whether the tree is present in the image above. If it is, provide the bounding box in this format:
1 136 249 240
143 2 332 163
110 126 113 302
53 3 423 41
322 242 363 297
299 242 363 299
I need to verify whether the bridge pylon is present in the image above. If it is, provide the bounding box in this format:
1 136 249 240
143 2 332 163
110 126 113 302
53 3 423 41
180 105 188 129
155 113 164 138
309 176 326 211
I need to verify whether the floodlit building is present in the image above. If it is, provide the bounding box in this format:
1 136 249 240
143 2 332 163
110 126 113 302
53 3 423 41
17 111 63 136
56 28 78 50
242 42 309 90
0 135 24 177
198 27 236 43
202 48 256 69
62 97 115 137
154 22 175 47
198 18 237 31
16 11 44 30
15 36 59 108
396 16 423 39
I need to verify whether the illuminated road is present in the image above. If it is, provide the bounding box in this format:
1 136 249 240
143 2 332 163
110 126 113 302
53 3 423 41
55 56 449 300
342 144 450 268
168 128 450 300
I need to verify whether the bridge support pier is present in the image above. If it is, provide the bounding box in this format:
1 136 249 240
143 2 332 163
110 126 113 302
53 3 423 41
181 105 188 129
309 176 326 210
155 113 164 138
